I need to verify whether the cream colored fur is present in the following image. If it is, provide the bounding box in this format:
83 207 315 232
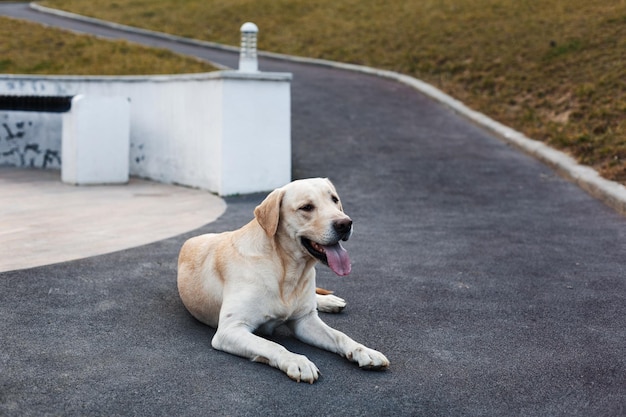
177 178 389 383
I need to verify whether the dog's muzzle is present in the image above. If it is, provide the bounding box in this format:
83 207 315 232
301 217 353 276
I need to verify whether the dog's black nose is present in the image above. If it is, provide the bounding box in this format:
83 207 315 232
334 218 353 239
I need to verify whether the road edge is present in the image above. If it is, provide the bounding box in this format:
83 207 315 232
30 2 626 216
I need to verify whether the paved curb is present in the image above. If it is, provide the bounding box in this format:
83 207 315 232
30 2 626 216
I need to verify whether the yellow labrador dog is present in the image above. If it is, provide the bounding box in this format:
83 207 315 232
177 178 389 383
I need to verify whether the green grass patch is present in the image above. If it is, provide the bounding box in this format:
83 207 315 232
34 0 626 183
544 40 583 60
0 16 217 76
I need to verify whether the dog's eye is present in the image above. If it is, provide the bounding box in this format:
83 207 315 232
299 204 315 212
331 195 339 204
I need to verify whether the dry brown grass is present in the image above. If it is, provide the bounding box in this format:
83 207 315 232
37 0 626 182
0 16 217 75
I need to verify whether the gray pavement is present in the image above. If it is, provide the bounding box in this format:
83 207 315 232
1 3 625 416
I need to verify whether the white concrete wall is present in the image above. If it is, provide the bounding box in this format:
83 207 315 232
0 71 292 195
219 73 291 195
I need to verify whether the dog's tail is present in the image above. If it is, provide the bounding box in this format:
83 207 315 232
315 287 334 295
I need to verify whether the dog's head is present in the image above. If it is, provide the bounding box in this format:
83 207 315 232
254 178 352 276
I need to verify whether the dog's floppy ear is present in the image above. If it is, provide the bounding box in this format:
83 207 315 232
324 178 339 195
324 178 344 210
254 188 285 237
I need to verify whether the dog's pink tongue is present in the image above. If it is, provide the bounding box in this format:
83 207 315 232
324 243 351 276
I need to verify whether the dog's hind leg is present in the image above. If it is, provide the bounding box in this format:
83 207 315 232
316 293 347 313
315 287 346 313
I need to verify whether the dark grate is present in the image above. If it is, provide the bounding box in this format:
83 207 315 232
0 95 74 113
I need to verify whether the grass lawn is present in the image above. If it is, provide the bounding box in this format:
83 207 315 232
0 16 217 75
14 1 626 183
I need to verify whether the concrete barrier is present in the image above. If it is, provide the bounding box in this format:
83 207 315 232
0 70 292 195
0 93 130 185
61 95 130 185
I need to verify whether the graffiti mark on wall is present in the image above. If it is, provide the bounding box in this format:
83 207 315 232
130 142 146 165
0 116 61 168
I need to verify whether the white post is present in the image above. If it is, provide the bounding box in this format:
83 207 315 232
217 72 291 195
62 95 130 185
239 22 259 72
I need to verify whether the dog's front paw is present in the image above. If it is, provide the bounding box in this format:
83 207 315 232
278 353 320 383
347 345 390 370
316 293 346 313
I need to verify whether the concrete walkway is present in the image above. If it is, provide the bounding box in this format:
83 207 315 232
1 3 625 417
0 168 224 272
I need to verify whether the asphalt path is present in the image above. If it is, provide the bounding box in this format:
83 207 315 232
1 3 625 416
